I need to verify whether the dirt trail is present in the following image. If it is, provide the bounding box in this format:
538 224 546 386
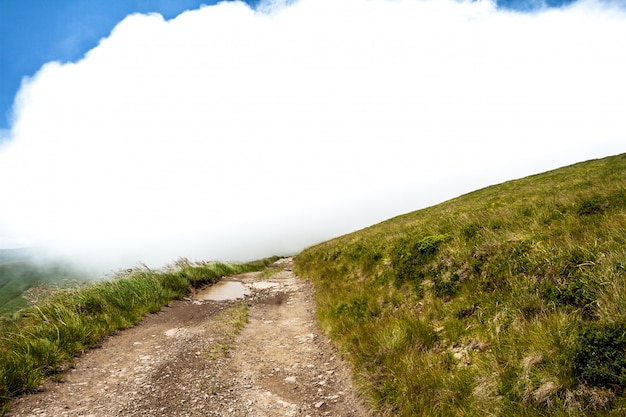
7 258 372 417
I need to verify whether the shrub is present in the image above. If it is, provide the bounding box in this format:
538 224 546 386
432 276 458 299
391 234 450 287
571 321 626 389
576 195 608 216
461 224 482 240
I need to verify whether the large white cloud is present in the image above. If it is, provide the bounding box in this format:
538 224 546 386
1 0 625 273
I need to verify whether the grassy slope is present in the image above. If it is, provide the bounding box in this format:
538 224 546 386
0 248 34 264
294 153 626 416
0 262 40 314
0 261 85 316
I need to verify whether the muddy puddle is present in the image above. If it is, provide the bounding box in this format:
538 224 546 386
195 281 250 301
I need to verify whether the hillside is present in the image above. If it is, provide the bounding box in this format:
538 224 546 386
0 260 86 316
0 249 35 264
294 153 626 416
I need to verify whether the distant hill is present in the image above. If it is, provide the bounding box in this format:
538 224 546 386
294 153 626 416
0 247 36 264
0 254 86 316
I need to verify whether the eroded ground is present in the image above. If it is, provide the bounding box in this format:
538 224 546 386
7 259 372 417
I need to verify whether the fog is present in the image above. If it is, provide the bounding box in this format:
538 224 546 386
0 0 625 275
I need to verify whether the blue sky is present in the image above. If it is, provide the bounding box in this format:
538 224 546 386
0 0 260 131
0 0 624 273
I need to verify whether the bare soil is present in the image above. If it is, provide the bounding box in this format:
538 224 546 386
6 258 373 417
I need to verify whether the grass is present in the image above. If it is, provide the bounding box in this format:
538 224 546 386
258 266 283 279
0 260 86 316
294 153 626 416
0 257 277 413
204 301 250 359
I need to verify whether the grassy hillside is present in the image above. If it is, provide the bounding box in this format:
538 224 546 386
0 260 85 316
294 153 626 416
0 248 35 264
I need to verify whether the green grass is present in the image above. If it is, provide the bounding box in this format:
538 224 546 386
258 266 283 279
0 257 278 413
0 260 86 316
203 301 250 359
294 153 626 416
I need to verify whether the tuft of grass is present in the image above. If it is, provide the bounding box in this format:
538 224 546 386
295 153 626 416
258 266 283 279
204 301 250 359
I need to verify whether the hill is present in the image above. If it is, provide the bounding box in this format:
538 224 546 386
0 248 36 264
294 153 626 416
0 258 86 316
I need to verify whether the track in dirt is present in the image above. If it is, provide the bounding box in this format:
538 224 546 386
7 258 371 417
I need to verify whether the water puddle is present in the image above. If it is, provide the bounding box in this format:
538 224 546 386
194 281 250 301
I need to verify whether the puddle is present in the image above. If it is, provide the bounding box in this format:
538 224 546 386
195 281 250 301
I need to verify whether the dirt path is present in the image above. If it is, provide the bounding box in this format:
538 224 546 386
7 258 372 417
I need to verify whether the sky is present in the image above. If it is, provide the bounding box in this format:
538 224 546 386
0 0 260 133
0 0 624 275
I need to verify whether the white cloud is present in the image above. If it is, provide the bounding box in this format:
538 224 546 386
0 0 625 273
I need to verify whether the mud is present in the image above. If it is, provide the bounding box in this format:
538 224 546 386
194 280 250 301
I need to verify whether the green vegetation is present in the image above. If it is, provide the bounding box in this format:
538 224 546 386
0 248 34 264
204 301 250 359
258 266 283 279
294 153 626 416
0 260 86 316
0 257 276 412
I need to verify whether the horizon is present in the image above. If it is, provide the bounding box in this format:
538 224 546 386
1 0 624 274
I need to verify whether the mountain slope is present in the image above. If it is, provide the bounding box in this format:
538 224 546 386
294 153 626 416
0 260 86 316
0 248 35 264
